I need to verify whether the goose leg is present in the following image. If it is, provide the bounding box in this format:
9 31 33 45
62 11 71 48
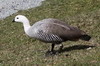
51 43 55 52
45 43 55 56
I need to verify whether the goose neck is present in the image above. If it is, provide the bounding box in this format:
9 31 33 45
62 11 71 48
23 21 31 33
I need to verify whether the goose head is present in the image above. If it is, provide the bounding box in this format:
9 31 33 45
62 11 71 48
12 15 31 34
12 15 29 23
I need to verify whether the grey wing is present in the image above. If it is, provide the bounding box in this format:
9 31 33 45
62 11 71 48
40 22 85 41
31 18 85 42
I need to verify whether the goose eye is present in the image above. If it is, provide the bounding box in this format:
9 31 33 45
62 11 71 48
17 17 19 19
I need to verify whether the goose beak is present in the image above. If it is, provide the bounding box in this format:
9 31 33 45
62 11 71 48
12 19 15 22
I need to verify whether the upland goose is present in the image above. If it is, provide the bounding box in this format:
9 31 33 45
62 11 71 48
13 15 91 54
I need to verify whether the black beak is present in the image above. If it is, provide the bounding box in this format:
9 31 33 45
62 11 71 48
12 19 15 22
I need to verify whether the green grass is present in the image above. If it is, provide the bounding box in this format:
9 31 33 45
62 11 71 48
0 0 100 66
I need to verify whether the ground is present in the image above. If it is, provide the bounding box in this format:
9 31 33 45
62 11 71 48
0 0 100 66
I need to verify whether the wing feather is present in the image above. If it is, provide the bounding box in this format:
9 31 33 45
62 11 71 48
40 20 85 41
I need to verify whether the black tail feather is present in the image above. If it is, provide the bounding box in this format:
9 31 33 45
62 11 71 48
80 35 91 41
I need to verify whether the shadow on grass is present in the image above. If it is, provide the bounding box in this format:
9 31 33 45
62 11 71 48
58 45 95 53
45 45 95 56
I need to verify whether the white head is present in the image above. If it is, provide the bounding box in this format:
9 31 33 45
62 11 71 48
13 15 31 35
13 15 29 23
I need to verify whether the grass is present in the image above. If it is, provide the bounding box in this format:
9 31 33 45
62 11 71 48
0 0 100 66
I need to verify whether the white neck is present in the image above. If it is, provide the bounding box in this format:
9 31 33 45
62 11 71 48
22 20 31 34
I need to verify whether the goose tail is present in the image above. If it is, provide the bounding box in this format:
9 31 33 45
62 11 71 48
80 35 91 41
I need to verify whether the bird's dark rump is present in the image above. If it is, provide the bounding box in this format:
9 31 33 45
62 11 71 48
80 35 91 41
